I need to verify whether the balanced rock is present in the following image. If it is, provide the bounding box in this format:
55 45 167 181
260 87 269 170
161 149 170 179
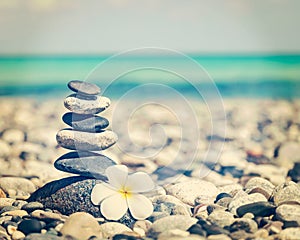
54 151 116 178
68 80 100 96
62 112 109 132
64 94 110 114
56 129 118 151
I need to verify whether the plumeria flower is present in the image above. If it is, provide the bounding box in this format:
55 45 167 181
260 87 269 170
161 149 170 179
91 165 155 220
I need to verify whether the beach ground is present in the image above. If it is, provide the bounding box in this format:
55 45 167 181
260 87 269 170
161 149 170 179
0 97 300 239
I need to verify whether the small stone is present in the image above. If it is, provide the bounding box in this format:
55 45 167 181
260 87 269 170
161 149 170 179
12 230 25 240
244 177 275 200
158 229 190 239
62 112 109 132
229 218 258 233
276 141 300 168
229 230 254 240
31 210 62 222
263 221 283 234
60 212 102 239
288 162 300 182
0 216 13 225
254 229 269 238
207 234 231 240
278 227 300 239
68 80 100 95
272 181 300 205
218 184 243 197
165 180 219 206
0 140 10 158
18 219 42 235
0 188 6 198
215 193 232 203
236 201 276 217
0 177 36 195
21 202 44 213
187 224 206 237
7 224 17 235
133 220 152 233
2 129 24 145
64 94 110 114
1 210 28 217
228 193 267 215
0 198 15 208
215 197 232 208
54 151 116 178
56 129 118 151
207 210 235 228
148 215 197 237
276 204 300 227
100 222 132 239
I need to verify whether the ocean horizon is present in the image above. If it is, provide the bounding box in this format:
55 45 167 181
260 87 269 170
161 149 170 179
0 54 300 99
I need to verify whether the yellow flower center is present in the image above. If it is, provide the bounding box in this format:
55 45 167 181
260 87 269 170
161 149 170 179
119 187 132 199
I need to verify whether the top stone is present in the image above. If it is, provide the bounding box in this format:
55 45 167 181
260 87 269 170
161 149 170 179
68 80 100 96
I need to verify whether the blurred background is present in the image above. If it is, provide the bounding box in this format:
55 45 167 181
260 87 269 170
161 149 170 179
0 0 300 98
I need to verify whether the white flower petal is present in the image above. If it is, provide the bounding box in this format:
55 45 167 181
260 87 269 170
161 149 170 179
91 183 116 205
126 172 155 193
105 165 128 189
100 193 128 220
127 194 153 220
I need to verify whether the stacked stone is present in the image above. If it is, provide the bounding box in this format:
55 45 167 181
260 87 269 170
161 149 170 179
54 80 118 179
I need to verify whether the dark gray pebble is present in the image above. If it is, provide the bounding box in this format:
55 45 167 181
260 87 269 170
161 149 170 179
18 219 42 235
187 224 207 237
236 201 276 217
215 192 232 203
288 162 300 182
68 80 100 96
62 112 109 132
54 151 115 178
21 202 44 213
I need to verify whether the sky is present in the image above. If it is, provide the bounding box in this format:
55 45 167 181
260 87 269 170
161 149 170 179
0 0 299 55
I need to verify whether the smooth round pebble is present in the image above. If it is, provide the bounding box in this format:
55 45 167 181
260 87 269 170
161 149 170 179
236 201 276 217
56 129 118 151
68 80 100 95
21 202 44 213
62 112 109 132
18 219 42 235
60 212 102 240
64 94 110 114
100 222 132 239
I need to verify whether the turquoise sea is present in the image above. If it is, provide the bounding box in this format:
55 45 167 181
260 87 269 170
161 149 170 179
0 54 300 99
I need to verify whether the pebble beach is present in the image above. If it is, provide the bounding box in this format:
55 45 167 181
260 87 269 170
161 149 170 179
0 94 300 240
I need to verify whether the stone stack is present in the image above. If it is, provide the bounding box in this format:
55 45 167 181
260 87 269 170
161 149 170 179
54 80 118 179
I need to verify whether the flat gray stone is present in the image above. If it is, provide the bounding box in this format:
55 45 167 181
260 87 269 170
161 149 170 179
68 80 100 95
236 201 276 217
64 94 110 114
62 112 109 132
56 129 118 151
54 151 116 178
